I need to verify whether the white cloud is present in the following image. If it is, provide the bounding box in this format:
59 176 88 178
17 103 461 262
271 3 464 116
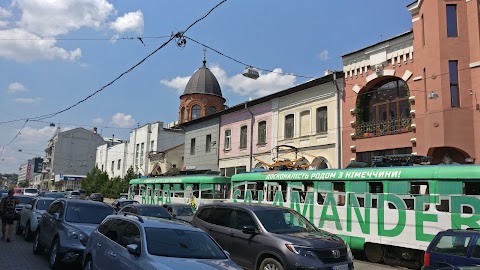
318 49 329 61
110 11 144 34
13 0 115 37
7 82 28 93
160 64 297 97
110 113 136 128
0 7 12 28
14 97 43 103
16 125 56 145
0 28 81 62
92 117 104 125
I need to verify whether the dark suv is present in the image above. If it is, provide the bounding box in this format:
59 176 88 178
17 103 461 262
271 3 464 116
191 203 354 270
423 229 480 269
32 199 115 269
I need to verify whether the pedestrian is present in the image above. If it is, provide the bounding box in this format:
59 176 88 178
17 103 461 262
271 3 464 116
0 189 19 242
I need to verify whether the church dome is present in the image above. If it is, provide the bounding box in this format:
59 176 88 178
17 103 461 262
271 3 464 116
182 61 222 97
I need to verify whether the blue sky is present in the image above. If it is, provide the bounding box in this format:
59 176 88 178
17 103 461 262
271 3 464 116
0 0 413 173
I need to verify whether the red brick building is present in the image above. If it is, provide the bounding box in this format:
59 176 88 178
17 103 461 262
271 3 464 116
342 0 480 166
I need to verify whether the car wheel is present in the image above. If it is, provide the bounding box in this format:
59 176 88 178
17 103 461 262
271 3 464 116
24 221 33 241
259 258 284 270
16 220 23 235
49 239 62 269
32 232 44 255
83 256 93 270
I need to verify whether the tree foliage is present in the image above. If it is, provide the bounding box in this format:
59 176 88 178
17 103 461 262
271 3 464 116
82 166 139 199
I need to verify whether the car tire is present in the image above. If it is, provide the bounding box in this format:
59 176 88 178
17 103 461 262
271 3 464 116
24 221 33 241
16 220 23 235
259 258 284 270
49 239 62 269
83 256 93 270
32 232 44 255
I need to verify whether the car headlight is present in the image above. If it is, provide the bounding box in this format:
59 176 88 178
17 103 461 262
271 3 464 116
67 228 89 246
285 244 318 259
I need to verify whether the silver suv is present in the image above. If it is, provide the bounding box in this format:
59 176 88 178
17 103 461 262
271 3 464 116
191 203 354 270
82 213 243 270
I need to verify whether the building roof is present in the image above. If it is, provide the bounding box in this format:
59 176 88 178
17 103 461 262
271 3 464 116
180 72 342 127
182 60 223 98
341 30 413 58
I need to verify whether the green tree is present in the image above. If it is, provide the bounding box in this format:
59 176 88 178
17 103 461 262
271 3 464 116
18 181 29 188
82 166 109 195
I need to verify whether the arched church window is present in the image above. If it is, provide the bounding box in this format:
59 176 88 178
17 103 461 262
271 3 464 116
191 105 201 120
207 106 217 115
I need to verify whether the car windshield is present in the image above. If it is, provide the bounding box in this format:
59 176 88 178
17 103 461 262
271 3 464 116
255 209 316 234
145 228 227 259
65 204 114 224
24 189 37 194
16 196 34 205
175 206 194 216
36 199 54 210
70 192 80 196
137 207 171 218
44 192 65 198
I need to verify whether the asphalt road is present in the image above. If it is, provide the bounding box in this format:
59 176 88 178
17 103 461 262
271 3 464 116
0 222 405 270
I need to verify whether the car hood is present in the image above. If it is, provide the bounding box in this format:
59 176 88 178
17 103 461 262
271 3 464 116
272 230 345 249
68 223 98 236
149 258 241 270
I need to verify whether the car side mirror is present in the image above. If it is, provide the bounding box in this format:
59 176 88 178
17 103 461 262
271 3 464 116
242 225 257 235
126 244 141 256
53 213 61 221
24 205 32 210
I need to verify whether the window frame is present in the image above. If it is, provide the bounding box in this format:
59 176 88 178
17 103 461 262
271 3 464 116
190 138 196 155
240 125 248 149
205 134 212 153
257 121 267 145
284 114 295 139
224 129 232 151
191 105 201 120
316 107 328 133
446 4 458 38
449 60 460 107
207 106 217 115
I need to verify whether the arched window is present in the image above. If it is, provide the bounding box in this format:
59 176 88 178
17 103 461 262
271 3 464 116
207 106 217 115
240 126 248 149
300 111 310 136
358 78 410 135
257 121 267 145
285 114 294 139
191 105 201 120
180 107 185 122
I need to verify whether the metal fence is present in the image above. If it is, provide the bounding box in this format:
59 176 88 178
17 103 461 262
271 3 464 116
356 117 412 139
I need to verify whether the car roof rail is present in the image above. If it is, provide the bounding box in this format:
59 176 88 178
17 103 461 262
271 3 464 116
466 228 480 231
116 211 144 223
155 216 191 224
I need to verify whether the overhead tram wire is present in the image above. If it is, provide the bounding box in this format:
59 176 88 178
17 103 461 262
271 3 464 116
0 0 228 125
0 120 28 158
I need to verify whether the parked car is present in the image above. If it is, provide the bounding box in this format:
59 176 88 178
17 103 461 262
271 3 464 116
87 193 104 202
14 187 24 195
65 190 82 199
17 197 55 240
33 198 115 269
76 189 87 199
162 203 195 222
111 199 140 211
119 204 171 219
422 229 480 270
10 195 35 220
24 188 39 197
82 213 243 270
191 203 354 270
43 192 66 199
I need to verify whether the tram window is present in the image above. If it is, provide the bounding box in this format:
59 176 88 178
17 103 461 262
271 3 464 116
464 182 480 195
357 197 365 207
369 182 383 193
317 191 327 205
266 182 287 202
251 182 264 201
388 203 396 209
291 181 313 203
436 199 450 212
410 182 429 195
463 205 473 214
214 183 230 199
404 199 414 210
192 184 199 198
235 184 246 200
333 182 346 206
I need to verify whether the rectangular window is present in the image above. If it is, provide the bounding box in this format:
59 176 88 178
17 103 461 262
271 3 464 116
140 143 145 164
205 134 211 153
333 182 346 206
449 60 460 107
300 111 310 136
285 114 294 139
257 121 267 145
316 107 328 133
151 140 155 151
446 4 458 37
111 161 114 172
117 159 121 170
240 126 248 149
135 144 139 159
224 130 231 150
464 182 480 195
421 14 425 46
190 138 196 155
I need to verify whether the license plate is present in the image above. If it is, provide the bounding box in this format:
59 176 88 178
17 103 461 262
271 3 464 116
332 265 348 270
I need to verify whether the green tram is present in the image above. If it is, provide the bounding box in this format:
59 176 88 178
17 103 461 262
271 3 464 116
128 174 231 208
230 165 480 268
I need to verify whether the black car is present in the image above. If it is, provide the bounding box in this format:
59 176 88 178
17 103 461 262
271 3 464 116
42 192 66 199
111 199 140 211
162 203 195 222
119 204 172 218
88 193 104 202
33 199 115 269
191 203 354 270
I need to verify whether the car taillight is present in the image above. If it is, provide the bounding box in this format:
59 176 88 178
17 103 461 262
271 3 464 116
424 252 430 267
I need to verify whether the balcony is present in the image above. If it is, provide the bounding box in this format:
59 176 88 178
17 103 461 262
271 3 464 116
355 117 412 139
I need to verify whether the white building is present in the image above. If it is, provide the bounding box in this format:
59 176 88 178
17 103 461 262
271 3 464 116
96 121 185 178
18 157 42 185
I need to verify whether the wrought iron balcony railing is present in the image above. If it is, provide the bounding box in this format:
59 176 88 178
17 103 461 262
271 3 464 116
355 117 412 139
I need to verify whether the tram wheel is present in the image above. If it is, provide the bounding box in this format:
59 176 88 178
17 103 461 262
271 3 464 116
365 243 385 263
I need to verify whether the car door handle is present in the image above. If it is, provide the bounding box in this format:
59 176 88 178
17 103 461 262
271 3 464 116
96 243 102 247
108 252 116 257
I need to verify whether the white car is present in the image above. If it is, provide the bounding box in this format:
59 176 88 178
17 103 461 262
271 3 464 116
23 188 39 197
18 197 55 241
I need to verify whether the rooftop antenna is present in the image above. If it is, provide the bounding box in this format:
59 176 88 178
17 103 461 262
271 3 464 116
203 47 207 66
